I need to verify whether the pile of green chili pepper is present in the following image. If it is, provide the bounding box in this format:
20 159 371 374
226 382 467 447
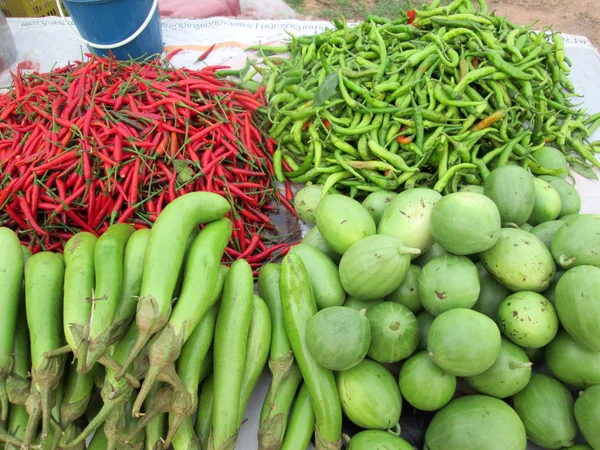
237 0 600 196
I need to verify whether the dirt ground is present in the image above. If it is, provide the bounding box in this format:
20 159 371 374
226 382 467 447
301 0 600 49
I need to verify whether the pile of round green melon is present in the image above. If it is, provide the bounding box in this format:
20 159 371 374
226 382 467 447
294 161 600 450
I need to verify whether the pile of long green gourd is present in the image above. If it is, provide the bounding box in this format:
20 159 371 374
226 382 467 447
244 0 600 196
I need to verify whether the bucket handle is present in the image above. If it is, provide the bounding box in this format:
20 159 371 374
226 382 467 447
56 0 159 49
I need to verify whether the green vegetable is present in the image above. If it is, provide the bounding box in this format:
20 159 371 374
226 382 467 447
484 166 535 226
339 235 420 300
301 226 341 263
294 184 324 225
366 302 419 363
110 228 151 343
212 259 254 450
361 191 397 225
385 265 423 313
346 431 414 450
539 176 581 217
428 308 501 377
0 228 25 420
529 178 562 226
531 220 565 250
77 224 134 373
306 306 370 371
551 214 600 269
498 291 558 348
545 330 600 388
315 194 376 254
289 244 346 309
24 252 65 444
480 228 555 292
280 383 316 450
555 265 600 351
574 385 600 449
280 253 342 449
132 218 232 420
472 262 511 322
378 189 442 256
415 243 448 268
531 146 569 179
513 373 577 449
257 263 300 450
118 192 230 379
418 255 480 316
465 338 532 398
399 351 456 411
430 192 501 254
239 295 271 425
425 395 527 450
337 359 401 430
194 375 214 450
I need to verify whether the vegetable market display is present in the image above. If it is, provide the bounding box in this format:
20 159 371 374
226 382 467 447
244 0 600 196
0 55 294 267
0 0 600 449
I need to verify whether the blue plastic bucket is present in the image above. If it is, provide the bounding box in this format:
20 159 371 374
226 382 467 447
60 0 163 60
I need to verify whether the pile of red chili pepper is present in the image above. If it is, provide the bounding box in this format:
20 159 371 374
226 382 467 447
0 54 296 269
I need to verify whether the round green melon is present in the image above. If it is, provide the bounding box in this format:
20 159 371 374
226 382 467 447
415 242 448 268
339 235 419 300
551 214 600 269
539 176 581 217
362 191 397 226
367 302 419 363
428 308 501 377
465 338 532 398
531 220 565 250
378 188 442 256
529 178 562 226
347 430 414 450
459 184 485 194
315 194 376 254
386 265 422 313
531 146 569 179
546 330 600 389
424 395 527 450
399 351 456 411
513 373 577 449
473 262 511 322
302 226 341 263
305 306 370 371
418 255 480 316
480 228 556 292
294 183 324 225
343 296 382 311
498 291 559 348
337 359 401 430
484 165 535 226
430 192 501 255
417 310 435 351
555 265 600 351
575 386 600 450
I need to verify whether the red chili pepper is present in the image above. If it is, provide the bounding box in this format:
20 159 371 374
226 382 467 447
17 195 47 236
407 9 416 24
285 179 294 202
198 43 217 62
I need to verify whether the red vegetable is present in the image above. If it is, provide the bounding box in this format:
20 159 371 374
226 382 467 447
0 55 296 268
